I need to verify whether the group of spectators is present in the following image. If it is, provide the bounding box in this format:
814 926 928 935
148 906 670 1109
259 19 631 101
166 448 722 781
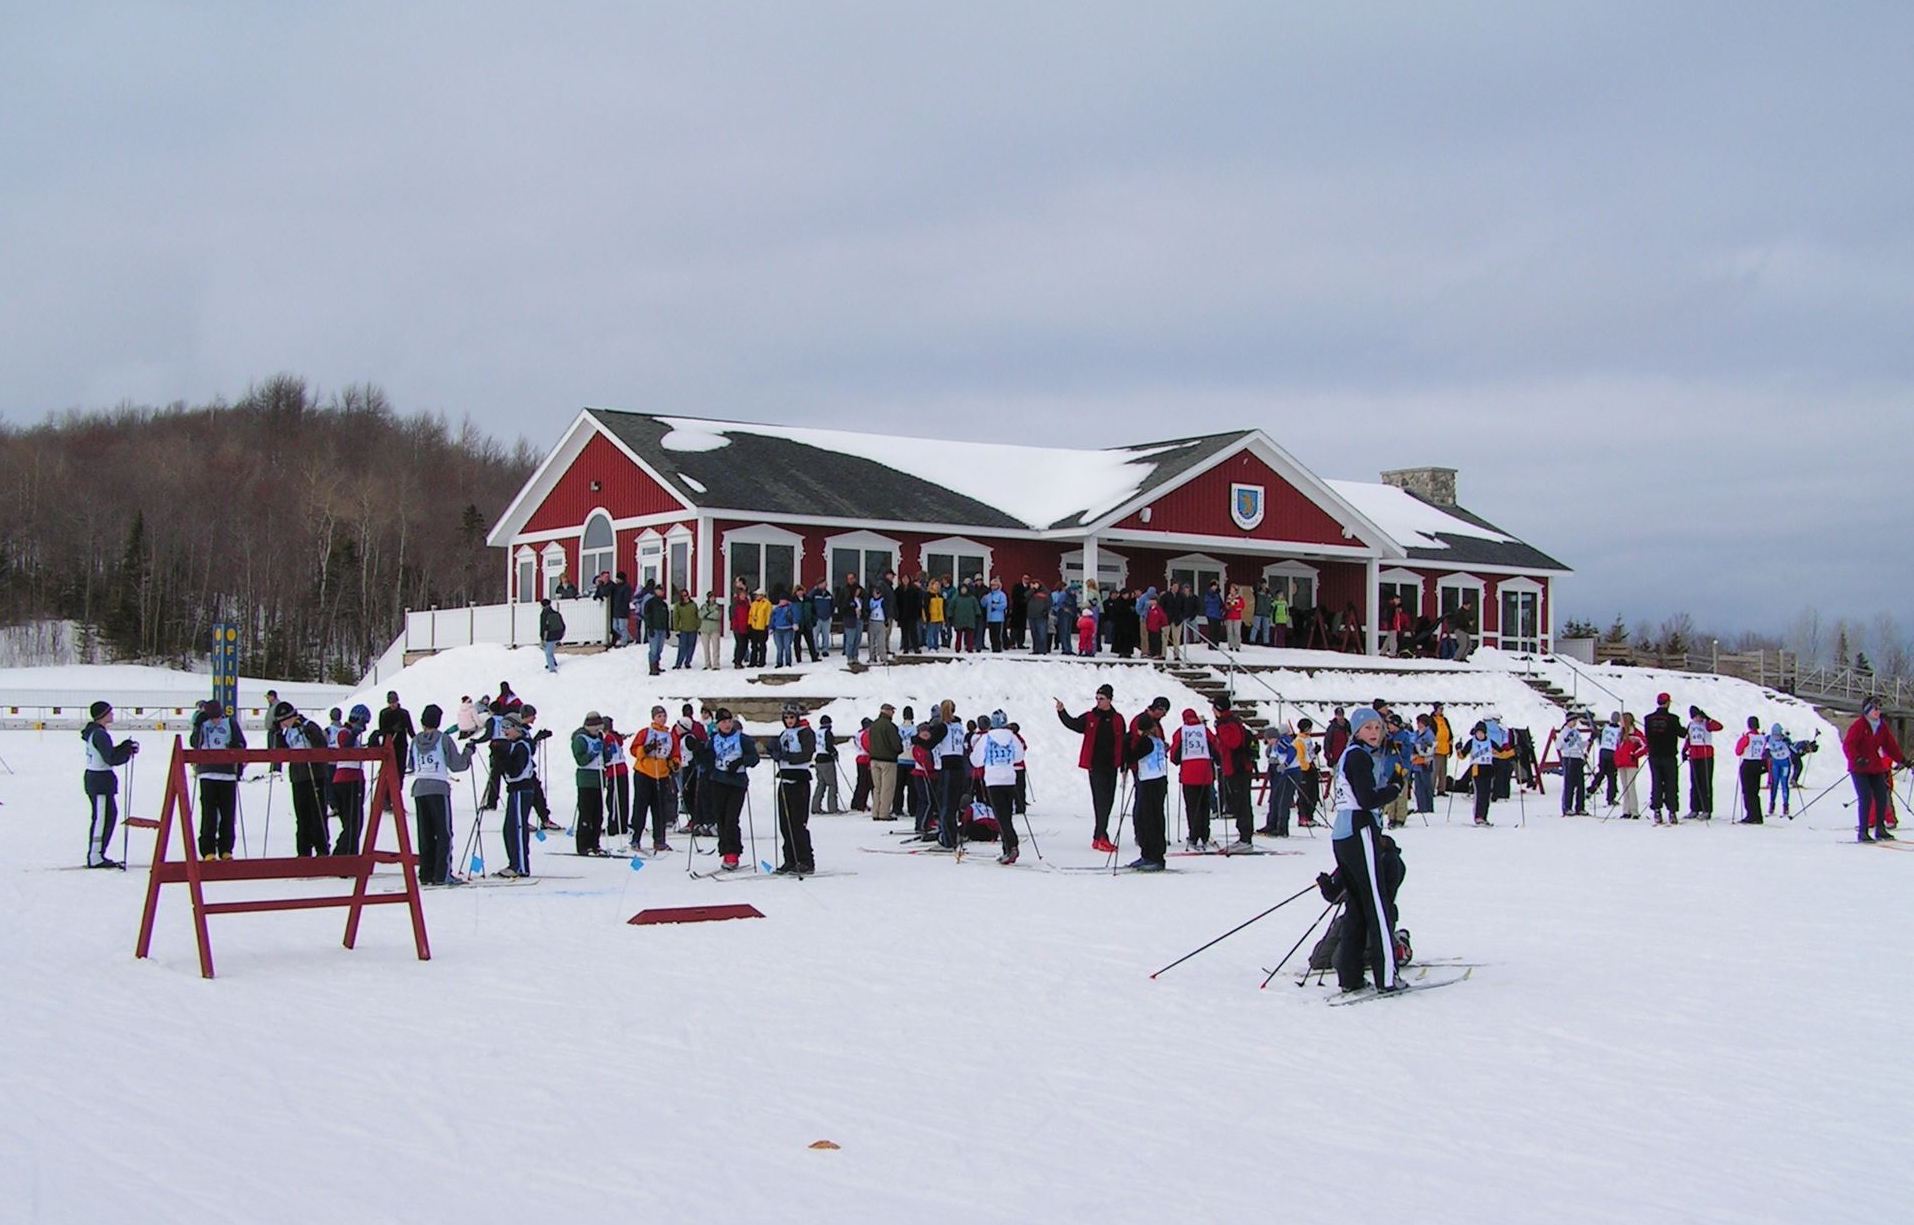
570 568 1485 670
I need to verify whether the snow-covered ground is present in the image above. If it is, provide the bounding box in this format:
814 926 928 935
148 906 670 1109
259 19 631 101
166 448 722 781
3 649 1905 1225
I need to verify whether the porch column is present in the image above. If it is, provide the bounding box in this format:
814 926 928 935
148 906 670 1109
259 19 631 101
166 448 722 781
1365 556 1380 656
695 516 714 597
1082 535 1100 597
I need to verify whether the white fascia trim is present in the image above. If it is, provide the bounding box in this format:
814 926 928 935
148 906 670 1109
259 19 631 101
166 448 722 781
823 528 904 555
1095 527 1377 561
1080 433 1409 560
1377 567 1424 587
1404 559 1573 578
1166 552 1227 572
508 510 692 545
1437 572 1488 590
486 411 698 548
1261 558 1320 577
1496 575 1545 594
697 508 1044 540
721 522 808 547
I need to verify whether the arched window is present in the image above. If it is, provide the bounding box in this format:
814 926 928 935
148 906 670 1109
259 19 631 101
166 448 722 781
579 511 615 583
515 546 537 604
540 543 568 598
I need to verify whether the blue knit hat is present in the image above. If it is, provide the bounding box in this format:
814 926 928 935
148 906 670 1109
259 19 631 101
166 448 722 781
1349 708 1383 736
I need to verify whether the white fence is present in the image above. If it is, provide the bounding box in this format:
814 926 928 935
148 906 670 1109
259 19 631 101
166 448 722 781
360 597 613 686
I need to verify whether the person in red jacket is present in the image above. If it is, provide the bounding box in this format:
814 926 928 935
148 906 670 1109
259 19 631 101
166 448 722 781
1732 716 1768 824
1684 705 1724 819
1614 712 1649 819
1210 695 1257 852
1056 683 1127 851
729 581 752 669
1169 707 1218 850
1323 707 1351 766
1845 698 1909 842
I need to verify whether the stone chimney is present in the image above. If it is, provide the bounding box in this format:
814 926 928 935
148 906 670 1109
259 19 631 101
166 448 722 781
1380 466 1457 507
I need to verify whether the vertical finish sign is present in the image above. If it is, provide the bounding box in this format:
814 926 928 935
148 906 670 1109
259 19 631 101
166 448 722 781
211 623 240 715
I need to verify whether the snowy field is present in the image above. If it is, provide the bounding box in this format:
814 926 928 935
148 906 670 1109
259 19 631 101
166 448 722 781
3 649 1908 1225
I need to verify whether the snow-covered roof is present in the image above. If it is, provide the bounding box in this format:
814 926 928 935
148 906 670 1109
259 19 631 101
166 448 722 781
590 410 1252 532
1326 479 1568 572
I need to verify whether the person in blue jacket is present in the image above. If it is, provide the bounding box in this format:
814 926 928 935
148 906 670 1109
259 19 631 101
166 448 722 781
1202 582 1225 646
982 579 1010 653
1409 714 1438 815
1258 725 1300 837
770 594 800 668
1767 724 1794 817
81 700 141 868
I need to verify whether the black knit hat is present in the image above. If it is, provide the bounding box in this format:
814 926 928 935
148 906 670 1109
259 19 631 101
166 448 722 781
89 700 111 720
420 703 443 728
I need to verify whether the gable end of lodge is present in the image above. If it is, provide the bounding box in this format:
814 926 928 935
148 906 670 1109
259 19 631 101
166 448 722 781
487 410 1570 656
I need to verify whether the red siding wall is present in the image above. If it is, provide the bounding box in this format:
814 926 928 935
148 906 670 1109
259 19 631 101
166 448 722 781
522 433 685 533
1110 451 1350 546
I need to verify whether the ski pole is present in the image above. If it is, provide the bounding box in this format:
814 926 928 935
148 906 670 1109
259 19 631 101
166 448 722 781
1149 881 1317 979
1262 900 1339 990
1019 808 1044 861
1794 773 1848 819
236 786 249 858
119 756 136 868
745 784 759 871
1109 774 1135 872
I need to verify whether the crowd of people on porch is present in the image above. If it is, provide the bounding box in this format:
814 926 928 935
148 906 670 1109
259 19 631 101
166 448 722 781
569 567 1484 672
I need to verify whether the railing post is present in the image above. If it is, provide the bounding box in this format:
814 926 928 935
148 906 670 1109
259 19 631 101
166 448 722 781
429 606 438 651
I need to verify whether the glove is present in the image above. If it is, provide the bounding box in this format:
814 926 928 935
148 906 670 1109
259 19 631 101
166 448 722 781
1316 871 1343 904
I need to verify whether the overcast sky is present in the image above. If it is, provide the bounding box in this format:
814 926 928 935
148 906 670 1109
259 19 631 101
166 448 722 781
4 3 1909 633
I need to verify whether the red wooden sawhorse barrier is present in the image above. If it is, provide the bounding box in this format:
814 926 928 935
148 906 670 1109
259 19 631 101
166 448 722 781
134 738 431 979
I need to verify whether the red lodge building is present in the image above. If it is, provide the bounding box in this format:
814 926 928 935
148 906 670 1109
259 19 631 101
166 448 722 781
488 410 1570 654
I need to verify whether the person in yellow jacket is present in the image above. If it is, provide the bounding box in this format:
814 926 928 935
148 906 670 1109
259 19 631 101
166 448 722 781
1430 701 1454 795
746 588 773 668
925 580 947 651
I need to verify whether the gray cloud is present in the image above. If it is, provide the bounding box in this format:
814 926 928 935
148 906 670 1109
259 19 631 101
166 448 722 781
3 2 1909 630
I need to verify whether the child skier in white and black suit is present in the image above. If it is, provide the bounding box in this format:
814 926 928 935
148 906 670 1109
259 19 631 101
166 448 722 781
1328 708 1405 993
81 700 140 868
408 704 473 885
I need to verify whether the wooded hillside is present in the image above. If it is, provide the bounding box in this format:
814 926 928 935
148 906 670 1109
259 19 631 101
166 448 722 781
0 376 536 681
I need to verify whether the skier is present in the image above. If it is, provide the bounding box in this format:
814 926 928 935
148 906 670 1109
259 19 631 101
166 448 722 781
1591 711 1623 807
1767 724 1794 817
1329 708 1406 994
80 700 140 868
688 707 759 870
571 711 608 856
495 714 538 877
1733 717 1767 824
190 699 246 860
810 714 842 814
373 690 416 777
1843 697 1907 842
632 705 681 853
1558 714 1590 816
769 703 817 874
1056 684 1128 853
968 709 1026 864
1465 722 1496 826
601 716 631 839
273 701 332 856
330 705 371 855
1642 692 1687 823
1121 710 1168 870
866 704 903 822
1684 705 1723 819
1171 707 1218 850
1259 724 1300 837
933 700 970 849
1211 695 1257 852
407 704 473 885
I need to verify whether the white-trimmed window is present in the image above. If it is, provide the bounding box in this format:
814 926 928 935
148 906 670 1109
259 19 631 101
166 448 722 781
1377 567 1423 621
579 511 616 584
1438 572 1486 626
666 523 693 598
540 543 567 598
725 524 805 598
636 528 665 594
919 536 992 588
1167 552 1226 603
1262 559 1319 610
824 530 900 591
1061 547 1128 591
1498 576 1544 654
515 546 537 603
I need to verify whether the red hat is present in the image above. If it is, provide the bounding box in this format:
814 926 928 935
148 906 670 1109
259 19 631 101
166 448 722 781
1182 708 1201 724
1656 692 1671 705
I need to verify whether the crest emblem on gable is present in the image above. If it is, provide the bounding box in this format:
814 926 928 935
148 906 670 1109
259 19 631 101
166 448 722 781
1230 483 1265 530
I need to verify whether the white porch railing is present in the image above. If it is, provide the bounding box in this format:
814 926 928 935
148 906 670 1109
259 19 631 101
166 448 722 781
360 597 615 686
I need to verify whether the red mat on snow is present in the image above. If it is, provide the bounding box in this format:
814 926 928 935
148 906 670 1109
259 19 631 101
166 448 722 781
628 904 764 926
